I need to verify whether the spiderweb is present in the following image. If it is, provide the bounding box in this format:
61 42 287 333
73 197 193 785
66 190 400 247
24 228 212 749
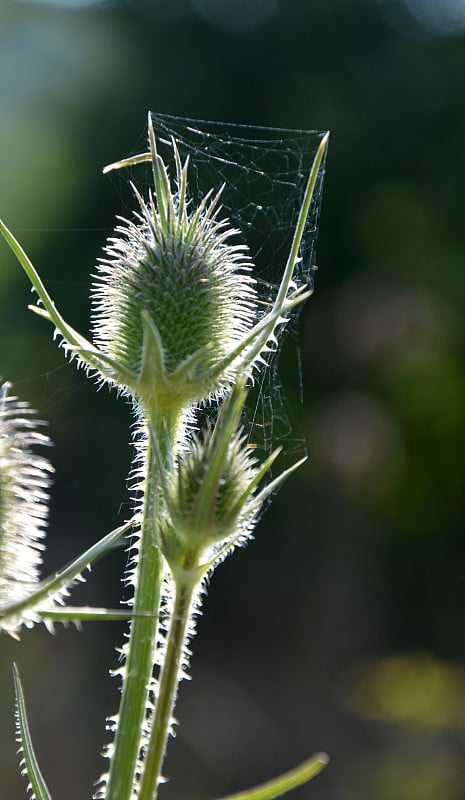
120 112 328 467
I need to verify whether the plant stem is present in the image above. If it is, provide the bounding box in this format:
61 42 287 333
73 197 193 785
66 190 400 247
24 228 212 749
104 435 162 800
138 576 196 800
105 410 182 800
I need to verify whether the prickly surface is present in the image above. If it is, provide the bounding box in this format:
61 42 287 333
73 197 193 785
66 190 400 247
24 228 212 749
0 384 53 631
91 150 258 401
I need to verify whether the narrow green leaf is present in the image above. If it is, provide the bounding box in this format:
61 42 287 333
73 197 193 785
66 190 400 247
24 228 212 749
0 520 134 628
247 457 308 514
201 457 304 573
194 294 302 391
38 607 158 623
213 753 329 800
0 219 93 354
0 218 117 383
13 664 54 800
102 151 151 174
274 131 329 313
148 112 169 231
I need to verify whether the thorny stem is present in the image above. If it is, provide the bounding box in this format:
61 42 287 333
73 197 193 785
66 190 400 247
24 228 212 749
104 436 162 800
138 576 196 800
105 409 182 800
105 136 329 800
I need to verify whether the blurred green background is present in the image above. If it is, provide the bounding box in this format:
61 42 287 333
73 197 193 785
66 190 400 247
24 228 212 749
1 1 465 798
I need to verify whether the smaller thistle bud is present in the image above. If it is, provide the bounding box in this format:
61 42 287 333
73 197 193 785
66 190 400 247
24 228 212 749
160 425 257 578
0 382 54 634
156 382 304 584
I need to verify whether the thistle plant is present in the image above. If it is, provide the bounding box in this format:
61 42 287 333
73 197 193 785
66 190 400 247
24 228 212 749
0 113 329 800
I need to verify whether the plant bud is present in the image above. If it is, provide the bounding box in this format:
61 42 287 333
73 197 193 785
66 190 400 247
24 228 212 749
155 383 300 582
160 424 258 576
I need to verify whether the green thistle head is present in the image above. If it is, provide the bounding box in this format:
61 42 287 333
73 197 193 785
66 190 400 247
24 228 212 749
156 382 303 583
0 116 326 427
0 383 53 629
160 423 258 573
91 123 257 416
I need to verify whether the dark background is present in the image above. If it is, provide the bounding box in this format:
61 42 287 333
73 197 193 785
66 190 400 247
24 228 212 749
1 1 465 798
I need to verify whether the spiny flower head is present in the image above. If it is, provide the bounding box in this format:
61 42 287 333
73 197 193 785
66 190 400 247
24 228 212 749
0 116 327 426
156 382 303 583
91 121 257 416
160 425 258 571
0 382 53 630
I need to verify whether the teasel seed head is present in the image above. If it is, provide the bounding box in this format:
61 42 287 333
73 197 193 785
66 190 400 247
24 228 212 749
1 117 326 428
0 382 53 633
91 122 258 417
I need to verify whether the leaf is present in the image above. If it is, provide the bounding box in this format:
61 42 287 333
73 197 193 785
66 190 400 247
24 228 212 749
0 219 94 355
0 519 134 632
102 151 151 174
213 753 329 800
13 664 54 800
274 131 329 313
0 219 124 385
38 606 157 623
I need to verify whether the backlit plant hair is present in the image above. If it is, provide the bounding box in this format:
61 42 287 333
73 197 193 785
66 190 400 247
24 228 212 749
91 138 258 412
0 382 53 633
0 113 329 800
0 382 132 639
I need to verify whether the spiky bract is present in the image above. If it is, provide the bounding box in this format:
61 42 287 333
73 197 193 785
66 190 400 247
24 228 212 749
160 424 258 572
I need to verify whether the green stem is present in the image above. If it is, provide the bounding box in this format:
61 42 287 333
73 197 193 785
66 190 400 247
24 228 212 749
104 435 162 800
138 576 196 800
105 409 182 800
